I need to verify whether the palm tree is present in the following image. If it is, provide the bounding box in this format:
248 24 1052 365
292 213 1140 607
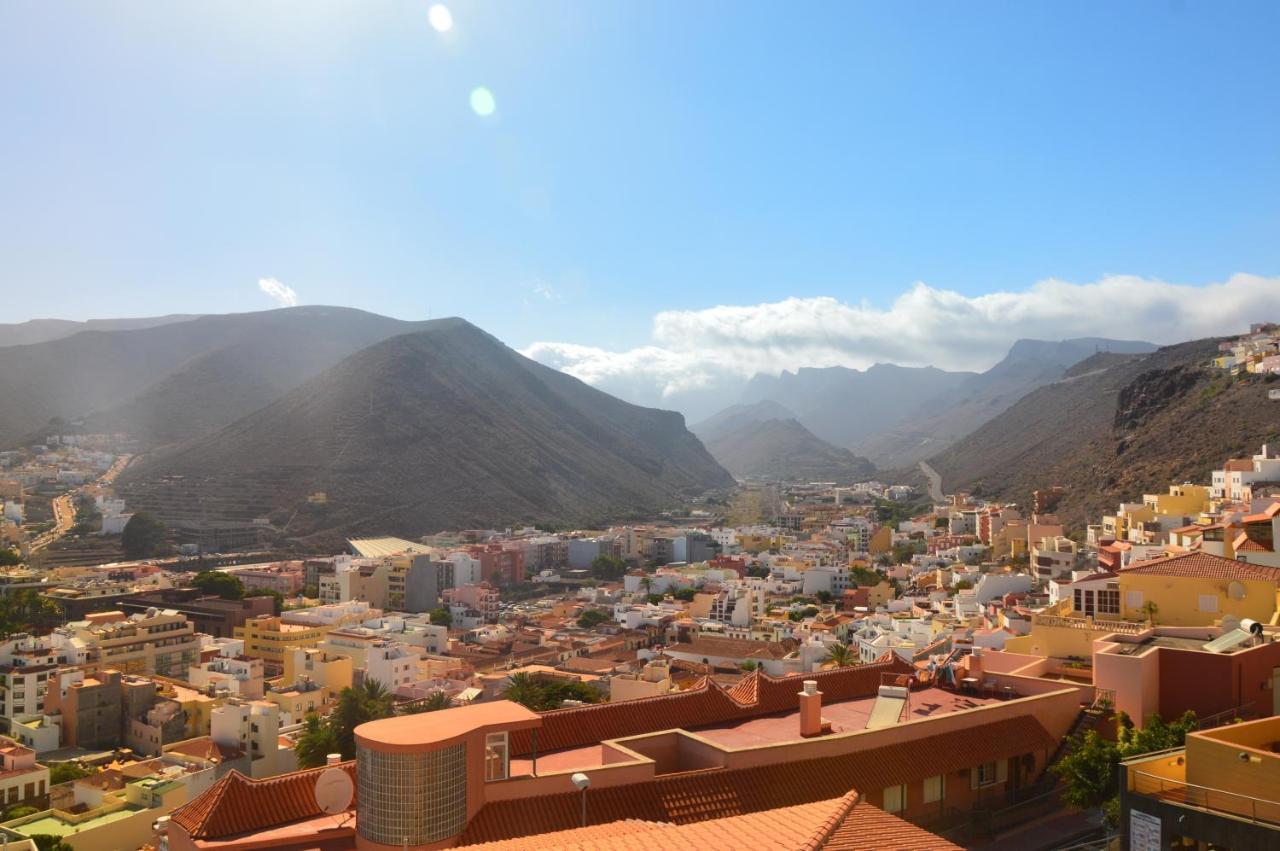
824 642 855 669
1141 601 1159 625
359 679 395 717
294 713 340 769
503 672 542 710
402 690 453 714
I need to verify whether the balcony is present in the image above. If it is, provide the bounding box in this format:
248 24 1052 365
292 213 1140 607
1130 769 1280 827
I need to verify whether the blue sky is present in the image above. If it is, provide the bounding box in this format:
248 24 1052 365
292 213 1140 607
3 1 1279 396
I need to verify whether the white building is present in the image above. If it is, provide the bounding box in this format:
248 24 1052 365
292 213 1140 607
363 642 418 692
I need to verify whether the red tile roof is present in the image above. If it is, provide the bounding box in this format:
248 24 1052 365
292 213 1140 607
465 791 959 850
465 714 1053 844
1122 550 1280 581
168 761 356 840
509 657 911 755
1233 533 1269 553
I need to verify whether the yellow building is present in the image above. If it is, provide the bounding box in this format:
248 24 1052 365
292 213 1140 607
1008 551 1280 659
1142 484 1212 518
280 647 353 703
1117 552 1280 627
1123 714 1280 846
233 616 327 665
867 525 893 557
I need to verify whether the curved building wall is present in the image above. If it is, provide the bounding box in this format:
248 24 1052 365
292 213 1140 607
357 743 467 846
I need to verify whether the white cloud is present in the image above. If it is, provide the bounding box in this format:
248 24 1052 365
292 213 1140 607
523 273 1280 401
258 277 299 308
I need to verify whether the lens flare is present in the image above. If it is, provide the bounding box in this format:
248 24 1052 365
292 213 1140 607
470 87 496 117
428 4 453 32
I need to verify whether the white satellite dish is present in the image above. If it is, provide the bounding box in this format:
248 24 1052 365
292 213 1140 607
1228 581 1247 601
315 767 354 815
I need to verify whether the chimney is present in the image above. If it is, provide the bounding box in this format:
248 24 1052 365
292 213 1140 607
799 679 824 738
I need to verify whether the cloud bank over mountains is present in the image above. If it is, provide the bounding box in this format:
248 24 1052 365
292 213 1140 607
523 273 1280 411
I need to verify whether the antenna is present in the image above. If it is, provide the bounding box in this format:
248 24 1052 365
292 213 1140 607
315 765 355 816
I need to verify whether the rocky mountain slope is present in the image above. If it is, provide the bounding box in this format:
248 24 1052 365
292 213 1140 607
852 338 1156 467
927 337 1280 524
700 418 876 483
119 319 734 540
741 363 975 448
0 307 427 447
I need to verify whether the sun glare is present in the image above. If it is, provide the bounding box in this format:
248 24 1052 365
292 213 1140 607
428 4 453 33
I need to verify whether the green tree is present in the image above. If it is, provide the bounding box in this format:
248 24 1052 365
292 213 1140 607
1053 731 1120 811
325 680 396 761
646 593 665 605
590 554 627 581
672 587 697 602
429 607 452 627
0 548 22 567
1054 710 1197 826
824 642 856 668
48 761 92 785
0 590 65 637
31 837 76 851
577 609 609 629
1141 601 1159 625
293 713 341 769
815 590 833 604
3 804 38 820
121 511 166 559
503 672 602 711
739 660 758 672
192 570 245 600
401 690 453 714
247 587 284 614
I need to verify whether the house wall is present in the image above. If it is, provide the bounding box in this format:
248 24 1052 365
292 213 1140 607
1119 575 1276 627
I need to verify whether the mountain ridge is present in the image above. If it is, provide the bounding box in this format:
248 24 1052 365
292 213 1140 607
119 319 734 541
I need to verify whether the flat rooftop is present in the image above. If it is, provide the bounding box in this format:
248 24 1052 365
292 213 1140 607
510 686 997 774
693 686 996 749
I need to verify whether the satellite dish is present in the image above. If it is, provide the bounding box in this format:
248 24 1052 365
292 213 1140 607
315 767 354 815
1228 581 1247 601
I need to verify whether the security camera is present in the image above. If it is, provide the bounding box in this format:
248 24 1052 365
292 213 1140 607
571 772 591 791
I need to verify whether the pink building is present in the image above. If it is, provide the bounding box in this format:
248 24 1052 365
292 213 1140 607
442 582 500 622
235 561 305 595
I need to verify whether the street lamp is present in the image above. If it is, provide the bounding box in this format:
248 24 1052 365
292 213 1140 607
571 772 590 827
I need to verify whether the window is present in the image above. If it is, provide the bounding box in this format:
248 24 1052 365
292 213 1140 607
882 784 905 813
484 731 509 781
1198 594 1219 613
1126 590 1144 610
923 774 945 804
976 761 998 787
1097 589 1120 616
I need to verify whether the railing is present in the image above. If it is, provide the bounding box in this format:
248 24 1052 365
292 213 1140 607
1031 614 1146 635
1197 702 1255 731
1131 770 1280 826
1091 687 1116 709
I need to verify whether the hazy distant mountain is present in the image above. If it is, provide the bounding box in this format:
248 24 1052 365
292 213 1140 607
119 319 733 541
0 315 200 348
741 363 975 448
855 337 1157 467
691 400 798 441
926 337 1272 524
0 306 428 447
699 417 875 483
